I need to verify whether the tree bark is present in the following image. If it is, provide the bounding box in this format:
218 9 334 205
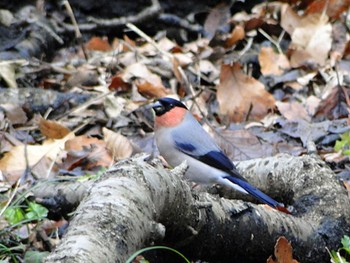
42 154 350 263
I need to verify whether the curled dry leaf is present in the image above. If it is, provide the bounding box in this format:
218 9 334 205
120 62 169 98
225 25 245 47
267 236 299 263
314 85 350 120
102 127 133 161
0 60 27 88
216 63 275 122
39 118 71 139
108 73 131 92
135 79 168 98
258 47 290 76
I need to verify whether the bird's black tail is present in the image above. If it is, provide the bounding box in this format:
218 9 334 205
224 175 290 214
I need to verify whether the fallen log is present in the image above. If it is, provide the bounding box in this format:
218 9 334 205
41 153 350 263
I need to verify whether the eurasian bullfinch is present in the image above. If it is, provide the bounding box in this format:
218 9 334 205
152 97 288 213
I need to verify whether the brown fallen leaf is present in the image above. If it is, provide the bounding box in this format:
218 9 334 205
344 181 350 191
267 236 299 263
65 68 99 88
216 63 275 122
0 133 75 182
314 85 350 120
65 135 105 151
290 13 332 67
276 101 311 122
39 118 71 139
225 25 245 47
306 0 350 20
119 62 169 98
102 127 133 161
64 135 113 169
85 36 112 52
1 104 27 124
108 73 131 92
135 79 168 99
280 4 302 36
258 47 290 76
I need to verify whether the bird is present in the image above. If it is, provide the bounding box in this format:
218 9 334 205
152 97 289 213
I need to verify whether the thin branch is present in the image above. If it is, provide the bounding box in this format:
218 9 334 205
58 0 161 32
258 28 283 54
62 0 88 60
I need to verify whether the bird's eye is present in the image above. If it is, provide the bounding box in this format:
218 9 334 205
153 105 165 116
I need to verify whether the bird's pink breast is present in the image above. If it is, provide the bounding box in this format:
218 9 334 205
155 107 187 128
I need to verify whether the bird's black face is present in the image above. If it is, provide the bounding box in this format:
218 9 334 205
152 97 187 116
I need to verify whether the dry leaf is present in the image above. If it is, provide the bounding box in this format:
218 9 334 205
102 127 133 161
121 63 168 98
135 79 168 98
204 2 231 40
64 135 113 168
85 36 112 51
1 104 27 124
314 85 350 120
267 236 299 263
225 25 245 47
290 13 332 67
280 4 302 35
276 101 311 122
39 118 71 139
65 69 99 88
259 47 290 76
108 73 131 92
0 60 27 88
0 133 75 182
306 0 350 19
65 135 105 151
216 63 275 122
135 79 167 98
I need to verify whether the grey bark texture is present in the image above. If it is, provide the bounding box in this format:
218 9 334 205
41 153 350 263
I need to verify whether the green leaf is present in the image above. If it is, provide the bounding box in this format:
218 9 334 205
25 202 48 220
4 207 25 224
341 235 350 254
24 251 50 263
340 132 350 143
334 140 347 152
329 250 344 263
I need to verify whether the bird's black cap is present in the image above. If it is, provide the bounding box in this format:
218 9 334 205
152 97 187 116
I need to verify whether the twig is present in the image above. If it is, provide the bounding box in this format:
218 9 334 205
58 0 161 32
126 23 172 59
237 37 253 60
158 13 204 34
56 91 113 120
62 0 88 60
0 178 21 217
258 28 283 54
